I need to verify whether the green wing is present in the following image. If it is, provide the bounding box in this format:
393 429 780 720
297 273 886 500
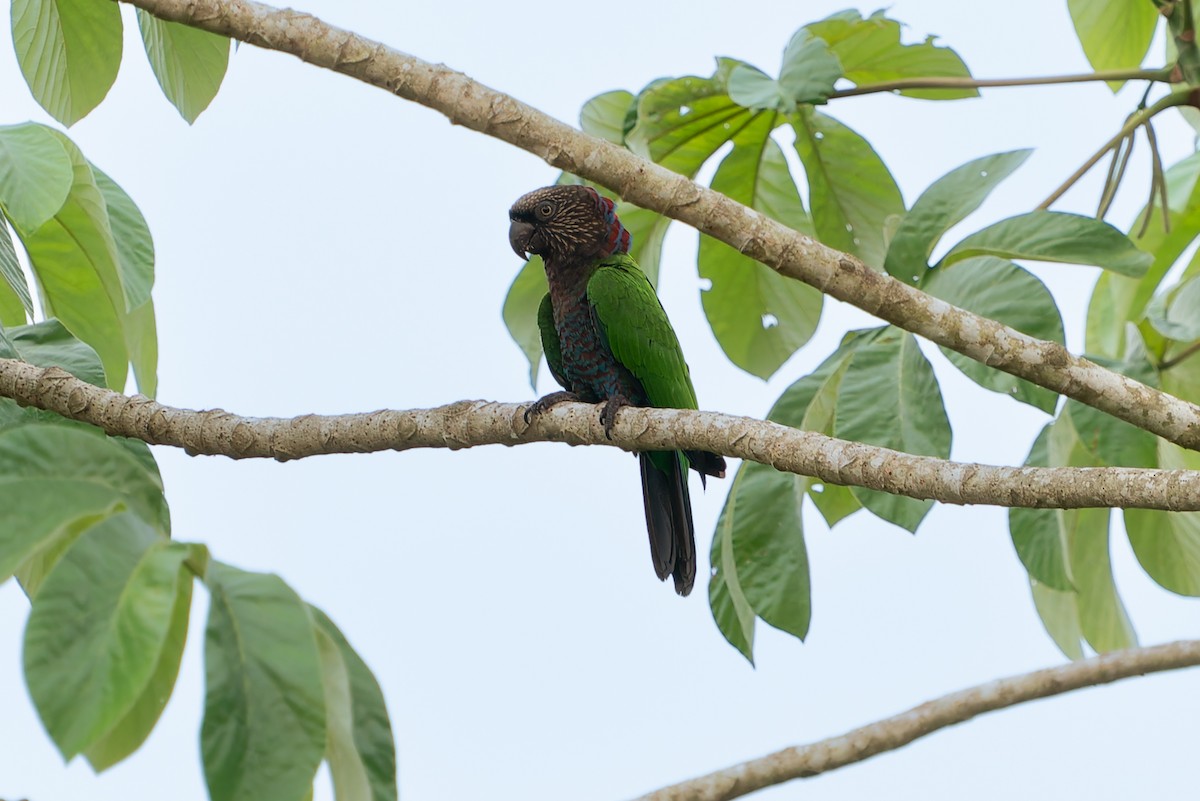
587 254 699 411
537 293 569 390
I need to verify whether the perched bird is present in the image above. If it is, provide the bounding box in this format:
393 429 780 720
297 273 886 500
509 185 726 595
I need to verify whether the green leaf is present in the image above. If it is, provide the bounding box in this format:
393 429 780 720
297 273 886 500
137 10 230 124
24 513 188 759
627 59 760 178
502 257 548 389
699 113 820 378
1030 579 1086 660
835 328 951 531
709 460 810 665
91 164 155 312
0 220 30 325
311 608 398 801
1123 442 1200 596
768 330 869 527
941 211 1153 277
1067 507 1136 652
580 90 634 145
1066 351 1158 469
0 318 107 387
84 551 191 770
125 298 159 398
791 108 904 268
778 29 842 106
1068 0 1158 90
805 9 977 100
727 65 789 112
922 256 1063 412
0 424 169 582
18 134 130 389
1146 275 1200 342
10 0 123 126
1008 424 1073 590
202 562 326 801
0 122 73 233
885 150 1032 283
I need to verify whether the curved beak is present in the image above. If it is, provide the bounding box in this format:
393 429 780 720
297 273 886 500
509 220 535 260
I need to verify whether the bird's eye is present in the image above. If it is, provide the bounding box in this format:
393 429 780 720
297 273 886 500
537 202 555 219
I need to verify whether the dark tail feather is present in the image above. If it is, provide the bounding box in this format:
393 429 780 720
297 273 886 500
639 452 696 596
684 450 727 490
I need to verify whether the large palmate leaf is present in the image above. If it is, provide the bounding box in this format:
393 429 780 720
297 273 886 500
10 0 123 125
698 112 820 379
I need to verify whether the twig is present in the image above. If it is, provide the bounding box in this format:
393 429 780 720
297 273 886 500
631 641 1200 801
829 68 1171 99
1096 130 1134 220
1161 340 1200 370
6 358 1200 510
1039 91 1191 210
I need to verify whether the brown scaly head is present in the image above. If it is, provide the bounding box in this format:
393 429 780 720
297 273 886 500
508 185 632 266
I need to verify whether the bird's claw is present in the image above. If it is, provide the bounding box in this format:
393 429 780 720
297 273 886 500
524 391 580 424
599 395 631 440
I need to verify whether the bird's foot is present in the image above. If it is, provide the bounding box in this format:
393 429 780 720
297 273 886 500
524 391 581 424
599 394 632 440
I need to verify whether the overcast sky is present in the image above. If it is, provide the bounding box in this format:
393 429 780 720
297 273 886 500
2 2 1198 800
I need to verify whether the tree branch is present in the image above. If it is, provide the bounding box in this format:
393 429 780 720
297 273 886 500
9 358 1200 510
117 0 1200 453
631 640 1200 801
829 68 1171 99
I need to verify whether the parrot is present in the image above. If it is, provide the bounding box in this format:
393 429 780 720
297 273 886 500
508 184 726 596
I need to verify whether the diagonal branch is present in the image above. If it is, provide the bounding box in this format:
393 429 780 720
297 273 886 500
631 640 1200 801
116 0 1200 452
8 357 1200 510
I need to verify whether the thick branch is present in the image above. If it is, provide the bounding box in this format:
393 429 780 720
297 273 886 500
117 0 1200 452
8 358 1200 510
632 640 1200 801
830 68 1171 99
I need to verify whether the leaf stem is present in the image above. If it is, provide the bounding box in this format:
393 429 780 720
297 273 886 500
1038 91 1193 211
1160 340 1200 370
829 68 1173 99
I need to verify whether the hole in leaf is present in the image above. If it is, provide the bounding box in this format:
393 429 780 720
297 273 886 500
699 278 713 291
814 131 825 140
845 223 854 232
680 105 691 115
812 483 825 493
761 313 779 329
980 170 989 177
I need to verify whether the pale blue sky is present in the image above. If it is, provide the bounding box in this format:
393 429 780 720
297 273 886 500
1 2 1198 800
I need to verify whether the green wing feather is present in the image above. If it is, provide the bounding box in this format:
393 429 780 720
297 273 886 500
537 293 569 390
587 253 699 411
